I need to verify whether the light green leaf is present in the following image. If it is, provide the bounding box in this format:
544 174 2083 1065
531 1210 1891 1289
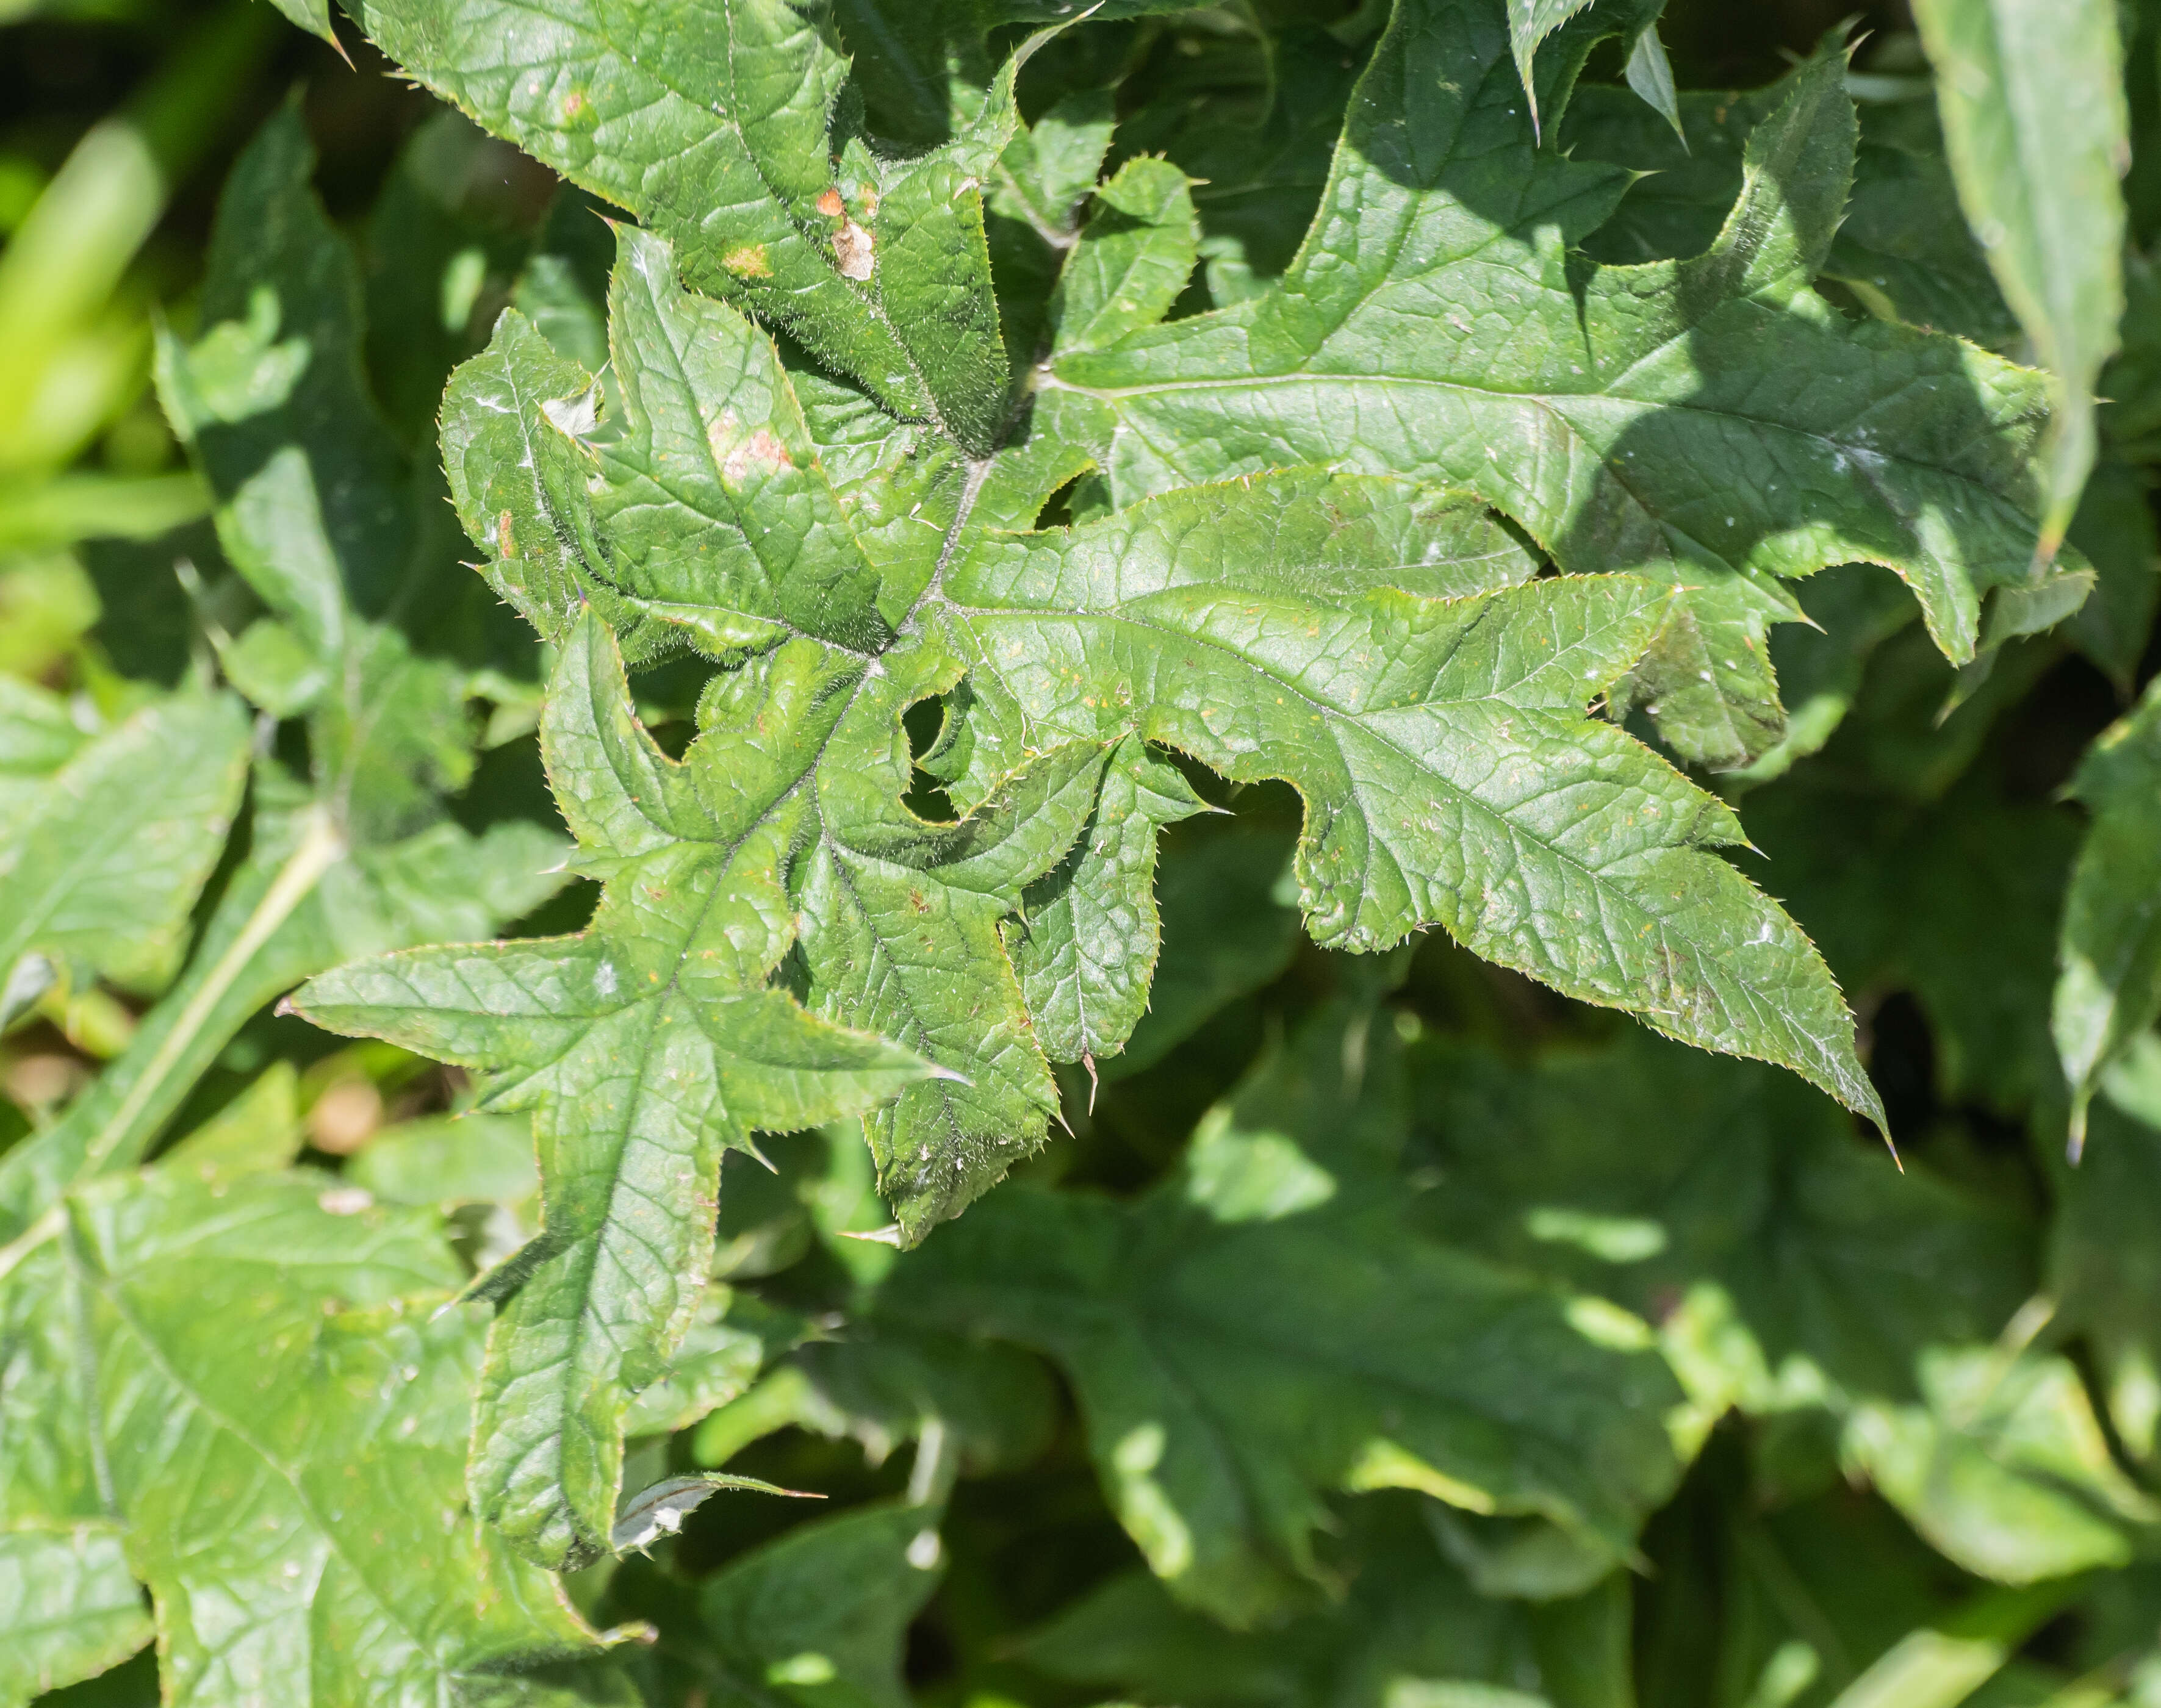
345 1110 541 1207
1622 21 1682 140
160 1063 301 1180
1911 0 2129 551
1049 20 2068 767
0 1168 620 1706
345 0 1032 450
0 689 248 996
991 88 1117 245
438 307 619 649
1011 736 1210 1064
2054 678 2161 1151
0 1526 152 1707
1051 157 1199 357
592 223 892 648
294 612 938 1570
0 675 87 819
1843 1341 2160 1584
0 800 568 1236
945 473 1882 1118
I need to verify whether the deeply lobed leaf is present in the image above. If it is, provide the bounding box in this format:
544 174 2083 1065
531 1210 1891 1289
279 0 2098 1581
1042 9 2077 767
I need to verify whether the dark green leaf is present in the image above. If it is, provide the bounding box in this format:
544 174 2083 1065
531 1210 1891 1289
1049 21 2072 767
886 1177 1683 1624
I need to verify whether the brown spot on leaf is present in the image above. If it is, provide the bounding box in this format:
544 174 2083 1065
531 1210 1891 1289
721 243 772 279
833 220 874 281
816 188 845 218
497 510 516 559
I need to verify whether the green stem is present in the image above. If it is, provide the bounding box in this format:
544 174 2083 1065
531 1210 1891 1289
82 805 345 1179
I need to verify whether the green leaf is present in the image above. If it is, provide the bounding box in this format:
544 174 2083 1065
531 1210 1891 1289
0 1526 153 1706
1048 20 2069 767
885 1180 1683 1624
160 1062 301 1180
345 1110 542 1207
2054 678 2161 1150
991 88 1116 243
345 0 1036 451
293 612 938 1570
0 675 88 819
1410 1029 2032 1415
787 1322 1059 1474
258 0 339 48
367 201 1889 1574
1911 0 2129 550
1114 22 1364 300
1749 769 2076 1117
0 798 568 1235
1010 736 1210 1064
2049 1094 2161 1468
438 307 619 649
1566 79 2021 351
620 1285 795 1438
0 99 572 1241
944 473 1882 1119
1051 157 1199 357
1507 0 1597 135
2063 459 2159 691
609 1472 813 1554
1110 806 1300 1076
0 1168 619 1706
1019 1498 1636 1707
360 111 539 441
624 1501 942 1708
1622 21 1682 140
153 107 409 656
0 689 248 996
1843 1340 2160 1585
156 109 499 844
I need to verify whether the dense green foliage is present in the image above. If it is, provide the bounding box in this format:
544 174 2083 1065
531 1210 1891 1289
2 0 2160 1701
